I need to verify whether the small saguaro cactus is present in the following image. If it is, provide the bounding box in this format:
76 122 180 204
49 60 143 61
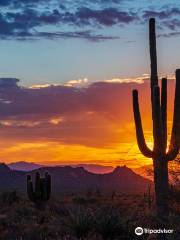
27 172 51 209
143 184 153 209
132 18 179 218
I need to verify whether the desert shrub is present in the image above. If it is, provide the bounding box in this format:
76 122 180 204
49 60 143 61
95 206 123 240
86 188 93 198
67 207 94 239
0 190 20 206
169 185 180 202
95 188 102 198
87 198 98 204
72 196 97 205
49 200 69 217
15 204 35 217
72 196 88 205
30 225 57 240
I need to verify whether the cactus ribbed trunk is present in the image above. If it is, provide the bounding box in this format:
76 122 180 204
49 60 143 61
153 158 169 218
150 18 169 218
149 18 158 100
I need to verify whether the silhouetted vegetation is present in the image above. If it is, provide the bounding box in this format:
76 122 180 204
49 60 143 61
0 190 19 206
68 207 93 239
132 18 180 219
27 172 51 210
0 191 180 239
143 184 153 210
95 207 123 240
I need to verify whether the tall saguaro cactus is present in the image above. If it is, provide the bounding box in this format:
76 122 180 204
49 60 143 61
132 18 179 217
27 172 51 209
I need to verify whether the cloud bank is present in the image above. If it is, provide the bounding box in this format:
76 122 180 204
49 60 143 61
0 77 175 148
0 0 180 41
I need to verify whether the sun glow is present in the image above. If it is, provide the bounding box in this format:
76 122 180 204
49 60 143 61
49 117 64 125
0 139 153 168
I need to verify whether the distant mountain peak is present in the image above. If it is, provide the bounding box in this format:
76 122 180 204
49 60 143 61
8 161 42 172
113 165 129 172
112 165 142 180
0 163 10 172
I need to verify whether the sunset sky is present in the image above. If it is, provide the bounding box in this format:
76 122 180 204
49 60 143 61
0 0 179 168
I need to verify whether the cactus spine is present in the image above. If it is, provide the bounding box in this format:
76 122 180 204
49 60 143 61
132 18 179 218
27 172 51 209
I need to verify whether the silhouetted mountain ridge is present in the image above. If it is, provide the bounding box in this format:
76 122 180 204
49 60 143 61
8 161 114 174
0 163 152 194
8 161 43 171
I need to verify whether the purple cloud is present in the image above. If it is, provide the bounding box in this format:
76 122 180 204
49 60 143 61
0 77 176 147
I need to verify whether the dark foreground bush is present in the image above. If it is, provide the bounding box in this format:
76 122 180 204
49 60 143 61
67 207 94 239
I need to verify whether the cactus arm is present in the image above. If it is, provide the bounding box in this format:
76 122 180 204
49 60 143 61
165 146 179 161
48 174 51 200
161 78 167 152
170 70 180 148
41 178 47 201
46 173 51 200
35 172 41 200
152 86 163 153
132 89 153 158
27 178 35 202
166 69 180 160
